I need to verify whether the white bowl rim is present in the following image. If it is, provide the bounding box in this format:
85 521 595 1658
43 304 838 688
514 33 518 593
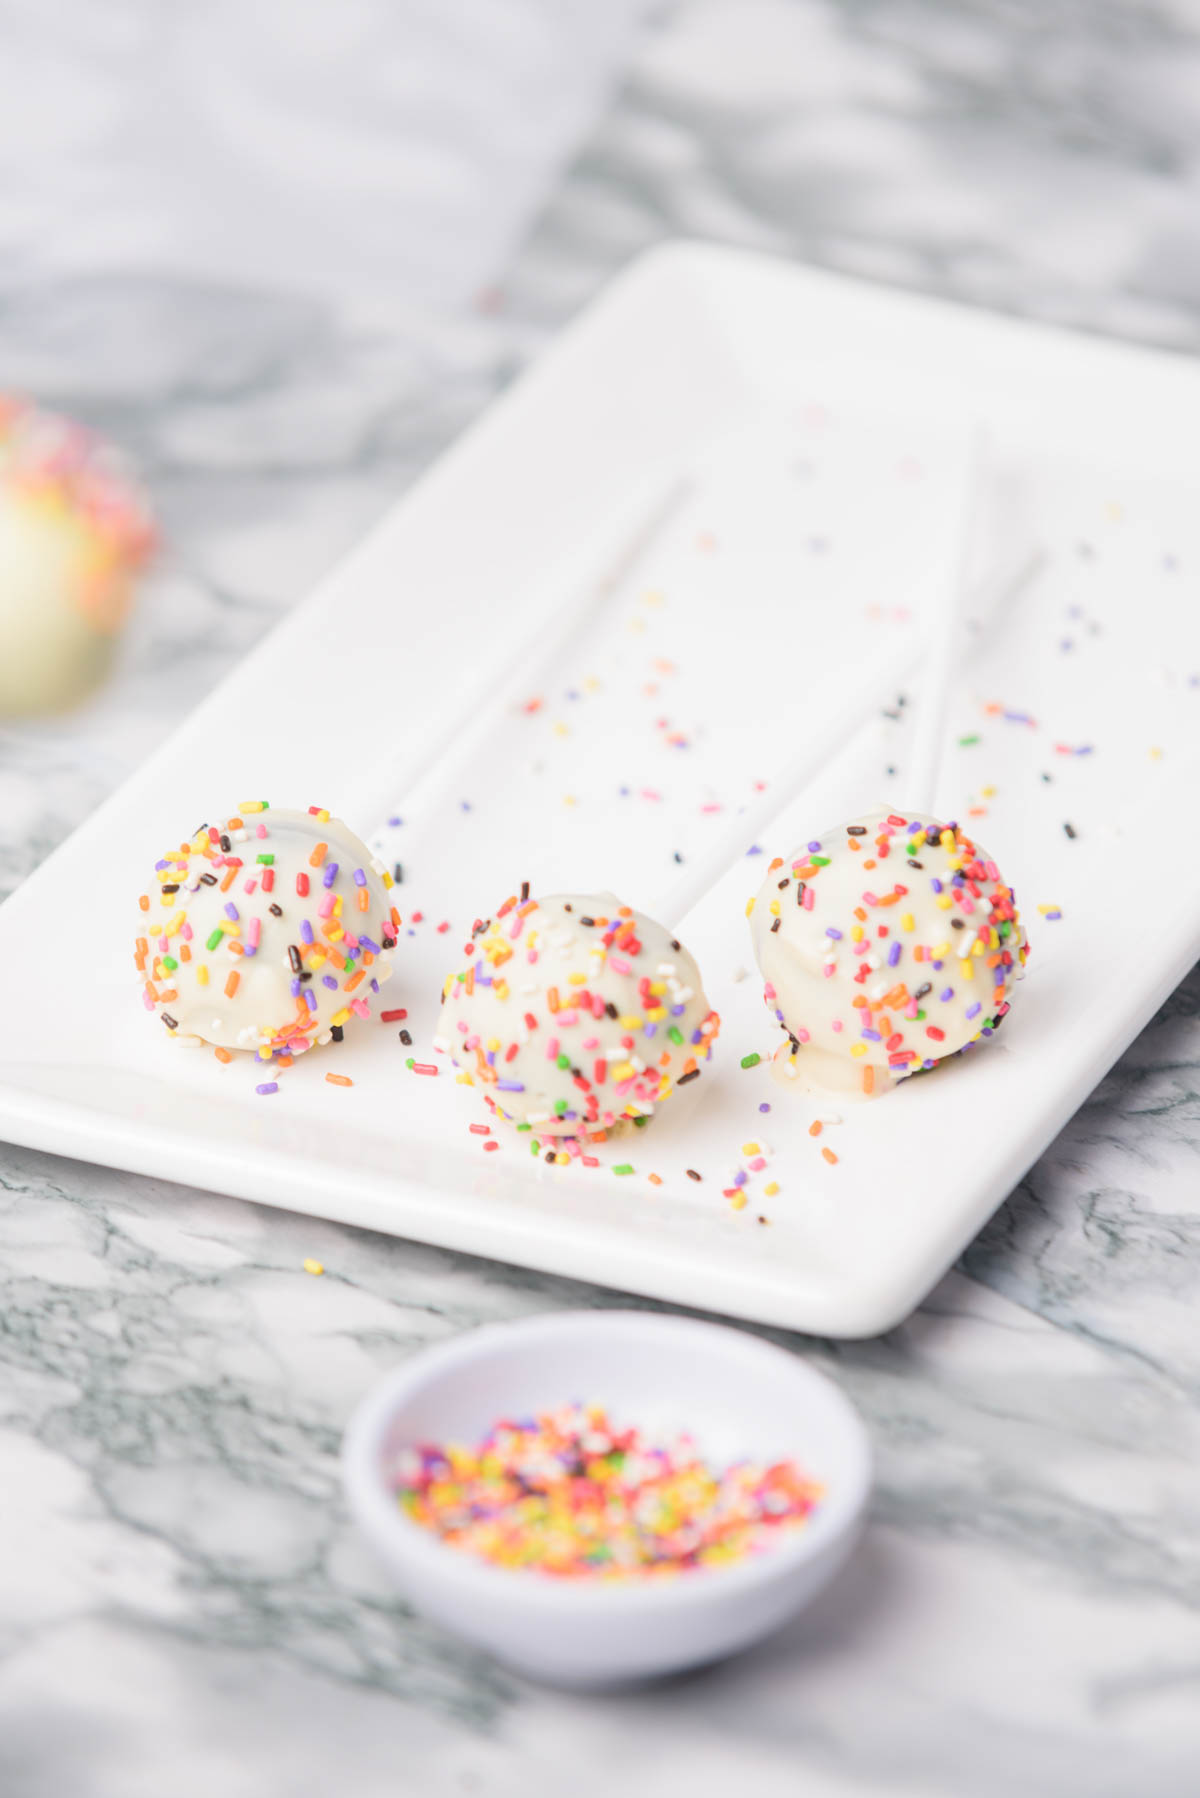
341 1308 872 1612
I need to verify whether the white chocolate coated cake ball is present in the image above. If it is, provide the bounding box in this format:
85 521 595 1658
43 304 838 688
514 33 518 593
0 397 154 716
434 891 720 1139
136 804 400 1059
749 808 1027 1096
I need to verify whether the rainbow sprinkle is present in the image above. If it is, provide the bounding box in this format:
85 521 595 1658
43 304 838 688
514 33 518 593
394 1402 822 1578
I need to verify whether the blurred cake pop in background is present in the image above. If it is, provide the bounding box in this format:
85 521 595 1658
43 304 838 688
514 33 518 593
0 396 155 716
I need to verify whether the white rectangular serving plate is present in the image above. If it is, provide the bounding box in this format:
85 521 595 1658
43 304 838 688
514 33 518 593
1 242 1198 1337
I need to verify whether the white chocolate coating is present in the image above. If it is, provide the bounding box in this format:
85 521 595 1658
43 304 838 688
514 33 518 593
137 806 399 1057
750 808 1027 1094
434 892 720 1137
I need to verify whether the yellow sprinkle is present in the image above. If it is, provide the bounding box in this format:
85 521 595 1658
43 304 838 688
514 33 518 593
553 722 569 737
729 1190 748 1211
935 894 952 910
981 785 996 799
742 1142 760 1156
763 1181 779 1197
239 801 267 813
383 870 394 887
456 1073 474 1085
330 1008 351 1026
901 912 915 932
612 1062 636 1081
933 942 950 959
303 1258 324 1276
959 959 975 980
196 965 209 987
1036 903 1061 915
554 1152 570 1166
745 897 756 917
563 794 577 807
769 900 780 916
851 924 864 943
971 939 985 957
567 972 587 986
850 1043 867 1058
584 676 601 691
940 829 956 850
617 1014 642 1029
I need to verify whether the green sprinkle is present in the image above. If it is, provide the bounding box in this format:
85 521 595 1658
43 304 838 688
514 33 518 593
613 1164 634 1176
741 1052 761 1069
556 1052 570 1070
633 1115 648 1128
811 856 831 867
162 955 178 972
958 733 981 746
554 1099 568 1114
256 854 275 865
206 928 223 951
668 1026 683 1045
516 1123 532 1132
405 1057 415 1069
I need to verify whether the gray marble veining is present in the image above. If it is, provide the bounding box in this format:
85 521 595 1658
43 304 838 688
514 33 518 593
1 3 1199 1794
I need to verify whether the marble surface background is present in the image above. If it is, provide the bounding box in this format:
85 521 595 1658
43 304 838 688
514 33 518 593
2 3 1199 1794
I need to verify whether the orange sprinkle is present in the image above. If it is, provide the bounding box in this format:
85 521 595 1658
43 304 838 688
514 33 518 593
356 887 369 912
343 971 365 992
547 986 561 1013
179 944 191 962
214 1047 232 1063
309 842 328 867
228 940 245 957
822 1147 839 1165
220 867 238 892
768 857 784 872
808 1120 823 1137
648 1173 662 1186
853 907 867 922
863 858 876 870
325 1073 353 1087
138 894 149 912
224 971 240 998
862 1066 875 1095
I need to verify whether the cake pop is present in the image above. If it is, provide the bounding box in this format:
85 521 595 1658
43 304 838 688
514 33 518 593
434 891 719 1139
0 396 154 715
137 804 399 1058
749 808 1027 1095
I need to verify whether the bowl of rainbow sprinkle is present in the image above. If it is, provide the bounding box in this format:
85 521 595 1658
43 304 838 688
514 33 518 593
342 1310 871 1686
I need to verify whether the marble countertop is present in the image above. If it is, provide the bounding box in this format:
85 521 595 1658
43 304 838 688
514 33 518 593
2 4 1199 1794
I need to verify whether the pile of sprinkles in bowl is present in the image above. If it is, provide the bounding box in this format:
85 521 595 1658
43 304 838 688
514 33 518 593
393 1401 822 1578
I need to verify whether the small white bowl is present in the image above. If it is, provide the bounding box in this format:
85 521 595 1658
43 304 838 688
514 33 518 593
342 1310 872 1687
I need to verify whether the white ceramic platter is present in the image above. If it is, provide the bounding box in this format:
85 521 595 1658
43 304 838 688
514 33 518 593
1 243 1197 1336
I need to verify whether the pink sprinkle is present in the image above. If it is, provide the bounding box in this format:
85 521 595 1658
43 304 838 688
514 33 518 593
863 892 879 906
583 1036 599 1050
246 917 261 950
256 823 268 837
180 923 192 941
831 1018 843 1033
509 915 524 939
243 879 258 895
609 957 632 976
142 992 155 1011
701 803 723 814
350 999 370 1019
641 788 662 802
796 1028 811 1044
546 1037 560 1060
582 1155 600 1167
802 888 815 911
483 1140 500 1152
318 894 335 918
749 1156 767 1171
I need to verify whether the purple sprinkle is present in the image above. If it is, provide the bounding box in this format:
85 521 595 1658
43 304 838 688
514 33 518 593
256 1082 278 1096
690 1027 702 1044
387 816 403 827
323 862 338 889
932 959 945 970
733 1170 748 1187
759 1102 771 1113
304 990 318 1013
301 920 314 944
322 974 338 990
807 840 822 852
359 936 380 954
497 1079 524 1092
888 942 902 966
485 1050 496 1066
862 1028 882 1042
644 1022 658 1037
1075 745 1094 756
672 1003 686 1017
931 878 942 894
289 979 301 997
746 845 763 856
155 858 170 871
353 868 367 886
825 927 843 940
370 978 379 992
940 987 954 1001
224 903 239 920
966 1002 982 1020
